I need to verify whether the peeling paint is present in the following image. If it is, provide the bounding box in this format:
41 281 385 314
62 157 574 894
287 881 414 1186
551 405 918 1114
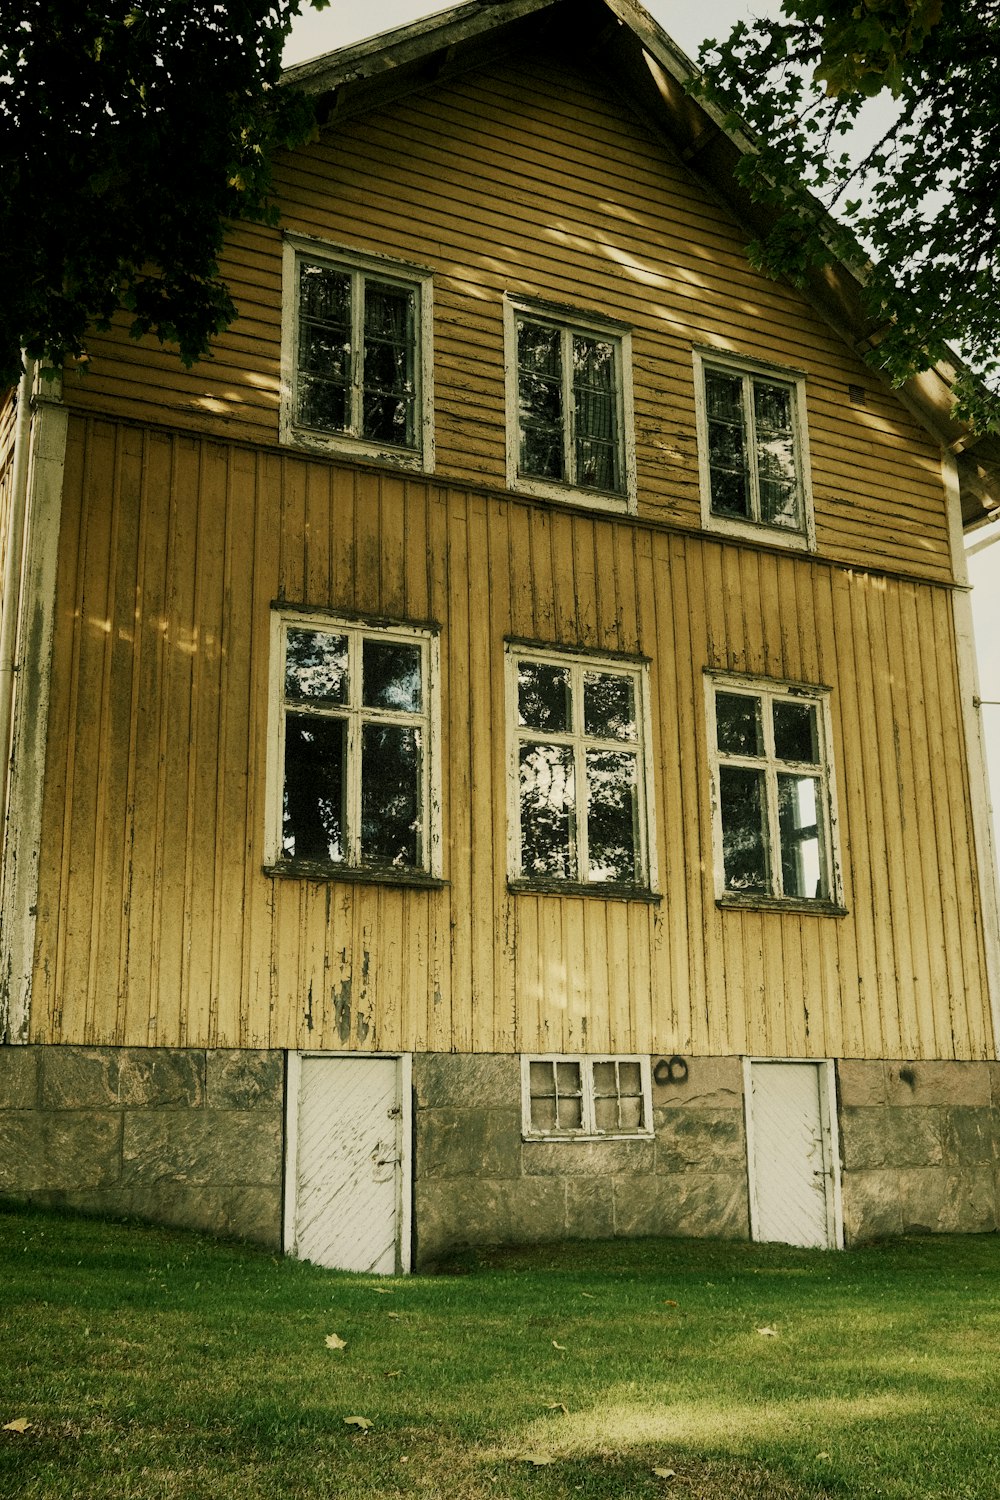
333 979 352 1045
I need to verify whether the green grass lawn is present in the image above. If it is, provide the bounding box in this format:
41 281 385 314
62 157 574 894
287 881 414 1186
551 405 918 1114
1 1205 998 1499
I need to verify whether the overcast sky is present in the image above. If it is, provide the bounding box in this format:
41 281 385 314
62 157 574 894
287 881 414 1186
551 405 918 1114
283 0 1000 826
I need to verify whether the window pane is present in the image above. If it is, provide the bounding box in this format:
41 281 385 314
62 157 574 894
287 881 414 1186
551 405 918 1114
760 478 800 529
520 423 564 480
557 1093 583 1129
282 714 346 862
556 1060 582 1093
709 464 749 518
705 370 743 421
556 1060 583 1130
363 639 422 712
584 672 636 741
708 418 746 471
576 436 618 491
753 380 792 434
518 661 571 732
719 764 769 892
778 773 826 899
772 700 819 764
518 743 575 878
573 335 619 491
586 750 639 883
531 1095 558 1131
361 282 415 447
618 1061 642 1096
594 1094 619 1131
285 630 349 705
299 262 351 324
618 1093 644 1131
360 724 420 866
716 692 763 756
297 264 352 433
518 320 564 480
529 1060 556 1098
296 374 350 434
592 1060 617 1096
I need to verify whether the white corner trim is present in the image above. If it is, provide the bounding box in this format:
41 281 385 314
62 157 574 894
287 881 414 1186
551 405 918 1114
944 453 1000 1057
0 387 68 1043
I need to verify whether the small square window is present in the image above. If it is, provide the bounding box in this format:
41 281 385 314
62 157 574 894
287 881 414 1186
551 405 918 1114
282 237 433 469
267 612 440 879
522 1056 652 1138
507 647 656 893
695 351 813 548
707 675 841 908
505 298 636 512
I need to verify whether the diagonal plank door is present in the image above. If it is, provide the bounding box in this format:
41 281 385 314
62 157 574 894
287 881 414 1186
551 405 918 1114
291 1056 402 1273
748 1061 838 1248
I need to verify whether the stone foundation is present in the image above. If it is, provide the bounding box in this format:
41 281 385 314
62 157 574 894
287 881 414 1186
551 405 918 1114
0 1046 284 1245
412 1054 751 1264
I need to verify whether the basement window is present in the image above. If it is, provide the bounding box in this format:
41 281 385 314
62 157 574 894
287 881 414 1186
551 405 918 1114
281 236 434 469
522 1056 653 1139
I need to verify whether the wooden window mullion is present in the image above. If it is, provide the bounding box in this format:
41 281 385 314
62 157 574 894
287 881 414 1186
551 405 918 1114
350 271 365 437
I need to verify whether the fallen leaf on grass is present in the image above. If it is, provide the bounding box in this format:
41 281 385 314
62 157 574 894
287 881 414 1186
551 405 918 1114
325 1333 347 1351
580 1291 596 1299
2 1419 30 1435
551 1340 567 1351
662 1299 678 1307
344 1416 372 1431
386 1311 401 1320
372 1287 394 1295
518 1453 555 1466
816 1451 831 1460
543 1402 568 1414
756 1326 779 1337
653 1467 676 1479
384 1370 402 1379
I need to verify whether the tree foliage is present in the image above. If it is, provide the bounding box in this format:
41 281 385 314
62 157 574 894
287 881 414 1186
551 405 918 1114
697 0 1000 429
0 1 326 387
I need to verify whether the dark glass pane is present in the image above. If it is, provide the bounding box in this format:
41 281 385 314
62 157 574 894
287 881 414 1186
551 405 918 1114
586 749 638 883
518 319 562 377
285 630 348 705
518 661 571 732
592 1060 617 1096
298 325 350 380
719 764 769 892
709 465 749 519
518 742 575 878
778 773 826 899
716 692 763 756
520 423 563 480
576 438 617 491
362 390 414 447
519 371 564 428
363 335 411 393
364 281 412 343
705 370 743 421
360 724 420 867
584 672 636 741
362 282 415 446
296 373 349 434
757 432 796 482
708 418 746 470
760 478 800 529
772 700 819 764
363 639 422 712
518 320 564 480
282 714 346 862
299 262 351 323
573 336 615 392
573 337 618 489
753 379 792 433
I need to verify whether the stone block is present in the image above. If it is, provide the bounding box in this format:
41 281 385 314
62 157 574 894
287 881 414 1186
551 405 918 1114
653 1055 743 1110
121 1112 281 1186
897 1167 949 1233
41 1047 205 1109
0 1111 122 1191
654 1109 744 1173
29 1185 283 1247
988 1062 1000 1108
837 1059 886 1107
938 1173 998 1234
206 1050 283 1110
0 1046 39 1108
415 1107 522 1180
839 1107 890 1169
522 1136 654 1178
565 1177 615 1239
614 1171 749 1240
414 1177 566 1261
942 1107 995 1166
840 1168 903 1243
885 1061 991 1109
413 1053 520 1110
840 1107 943 1170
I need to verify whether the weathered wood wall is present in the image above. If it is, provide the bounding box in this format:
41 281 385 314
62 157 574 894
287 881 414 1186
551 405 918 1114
61 47 953 585
30 416 992 1060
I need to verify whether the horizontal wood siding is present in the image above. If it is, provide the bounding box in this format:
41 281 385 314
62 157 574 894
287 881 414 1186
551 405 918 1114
30 416 993 1059
62 45 953 585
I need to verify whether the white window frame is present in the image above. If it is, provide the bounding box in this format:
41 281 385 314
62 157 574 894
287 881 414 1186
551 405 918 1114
521 1055 654 1140
505 644 658 894
693 348 815 551
504 295 637 513
265 609 442 878
280 234 434 471
705 671 842 909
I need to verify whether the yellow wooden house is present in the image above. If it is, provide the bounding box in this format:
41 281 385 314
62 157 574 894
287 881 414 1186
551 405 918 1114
2 0 999 1269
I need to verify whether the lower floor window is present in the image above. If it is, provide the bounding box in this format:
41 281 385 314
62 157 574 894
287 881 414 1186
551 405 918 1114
522 1055 652 1138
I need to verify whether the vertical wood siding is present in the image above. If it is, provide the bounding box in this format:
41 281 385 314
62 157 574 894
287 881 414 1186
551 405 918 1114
61 46 954 586
30 416 993 1060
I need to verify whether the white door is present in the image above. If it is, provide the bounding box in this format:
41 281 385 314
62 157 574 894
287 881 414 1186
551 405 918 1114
746 1060 840 1249
286 1055 409 1274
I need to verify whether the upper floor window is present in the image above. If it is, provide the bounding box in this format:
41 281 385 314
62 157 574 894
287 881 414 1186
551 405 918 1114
706 674 841 909
504 297 636 512
281 236 433 470
694 350 814 548
506 645 656 894
266 611 441 881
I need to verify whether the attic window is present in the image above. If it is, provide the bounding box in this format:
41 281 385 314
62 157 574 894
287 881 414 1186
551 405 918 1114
694 350 814 550
504 297 636 513
282 236 434 470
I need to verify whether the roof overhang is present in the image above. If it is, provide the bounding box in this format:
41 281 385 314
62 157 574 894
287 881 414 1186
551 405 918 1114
283 0 1000 532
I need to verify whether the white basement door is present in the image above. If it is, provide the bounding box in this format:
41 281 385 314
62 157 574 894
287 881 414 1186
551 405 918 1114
746 1060 839 1249
287 1055 405 1274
